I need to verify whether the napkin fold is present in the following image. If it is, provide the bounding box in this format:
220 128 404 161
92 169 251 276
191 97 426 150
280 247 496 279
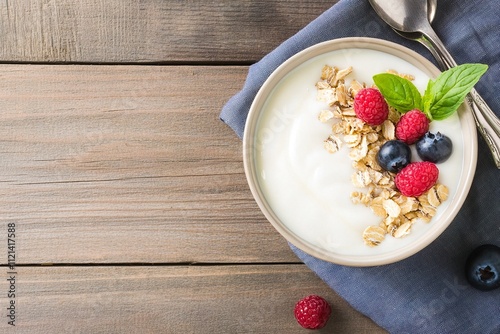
220 0 500 333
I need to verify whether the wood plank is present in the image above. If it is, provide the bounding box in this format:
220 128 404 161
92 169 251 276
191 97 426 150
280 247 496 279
0 265 385 333
0 0 337 63
0 64 300 264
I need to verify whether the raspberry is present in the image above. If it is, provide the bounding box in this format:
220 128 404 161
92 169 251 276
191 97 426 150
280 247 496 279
395 109 430 144
395 162 439 197
294 295 331 329
353 88 389 125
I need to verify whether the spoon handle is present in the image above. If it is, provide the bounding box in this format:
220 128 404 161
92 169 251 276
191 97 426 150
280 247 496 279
419 35 447 70
466 90 500 169
423 28 500 168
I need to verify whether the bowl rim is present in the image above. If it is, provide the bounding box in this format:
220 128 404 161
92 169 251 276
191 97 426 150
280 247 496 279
243 37 478 266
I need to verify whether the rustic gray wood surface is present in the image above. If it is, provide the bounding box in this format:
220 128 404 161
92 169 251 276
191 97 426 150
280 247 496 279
0 1 386 332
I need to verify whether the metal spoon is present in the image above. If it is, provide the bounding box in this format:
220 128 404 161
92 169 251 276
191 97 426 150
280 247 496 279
392 0 445 70
369 0 500 168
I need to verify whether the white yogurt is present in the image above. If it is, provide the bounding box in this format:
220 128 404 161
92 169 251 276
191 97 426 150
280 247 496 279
254 48 464 257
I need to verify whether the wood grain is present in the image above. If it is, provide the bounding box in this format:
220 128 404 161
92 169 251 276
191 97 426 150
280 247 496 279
0 2 390 332
0 64 299 264
0 265 385 333
0 0 337 63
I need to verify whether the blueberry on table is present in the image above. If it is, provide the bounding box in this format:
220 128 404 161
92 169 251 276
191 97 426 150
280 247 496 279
376 140 411 173
416 132 453 163
465 244 500 291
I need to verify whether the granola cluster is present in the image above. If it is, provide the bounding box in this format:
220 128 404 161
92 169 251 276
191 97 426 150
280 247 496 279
316 65 449 247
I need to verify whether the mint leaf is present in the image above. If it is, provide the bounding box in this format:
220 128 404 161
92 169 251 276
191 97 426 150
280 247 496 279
424 63 488 120
422 78 436 119
373 73 422 113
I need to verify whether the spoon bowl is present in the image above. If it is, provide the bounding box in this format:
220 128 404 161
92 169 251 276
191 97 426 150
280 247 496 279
395 0 437 35
392 0 445 69
369 0 429 33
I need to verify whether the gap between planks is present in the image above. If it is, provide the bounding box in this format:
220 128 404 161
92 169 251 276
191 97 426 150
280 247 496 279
0 262 304 267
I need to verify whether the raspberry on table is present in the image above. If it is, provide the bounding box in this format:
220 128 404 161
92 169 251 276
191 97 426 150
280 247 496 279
294 295 331 329
353 88 389 125
395 161 439 197
395 109 430 144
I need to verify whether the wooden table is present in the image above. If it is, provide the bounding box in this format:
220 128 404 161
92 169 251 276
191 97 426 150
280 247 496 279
0 1 386 332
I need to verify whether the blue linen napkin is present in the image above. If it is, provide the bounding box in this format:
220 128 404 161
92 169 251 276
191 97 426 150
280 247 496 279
220 0 500 333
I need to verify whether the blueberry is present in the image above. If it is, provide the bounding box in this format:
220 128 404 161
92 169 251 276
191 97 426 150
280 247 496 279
376 140 411 173
465 244 500 291
416 132 453 163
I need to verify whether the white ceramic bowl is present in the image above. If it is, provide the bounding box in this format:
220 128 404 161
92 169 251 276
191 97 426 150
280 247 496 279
243 37 477 266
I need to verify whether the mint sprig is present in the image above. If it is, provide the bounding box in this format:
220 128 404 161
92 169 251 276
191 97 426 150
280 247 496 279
373 63 488 121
